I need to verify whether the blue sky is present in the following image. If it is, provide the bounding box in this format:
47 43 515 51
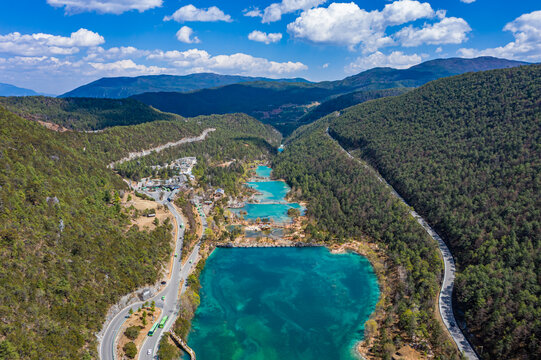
0 0 539 94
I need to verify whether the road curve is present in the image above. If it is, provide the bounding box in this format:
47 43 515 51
107 128 216 169
326 127 479 360
99 189 202 360
137 196 207 360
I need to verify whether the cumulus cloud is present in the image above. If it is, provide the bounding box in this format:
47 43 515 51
243 7 262 17
88 59 167 75
395 17 471 46
381 0 435 26
148 49 307 75
346 51 423 72
0 28 104 56
460 0 476 3
287 1 436 50
458 10 541 62
176 26 200 44
164 5 232 22
261 0 327 23
84 46 150 61
47 0 162 14
248 31 283 44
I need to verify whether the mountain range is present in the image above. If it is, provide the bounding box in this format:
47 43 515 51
61 73 310 98
131 57 528 134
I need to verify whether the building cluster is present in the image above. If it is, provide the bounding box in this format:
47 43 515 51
151 157 197 176
139 157 198 191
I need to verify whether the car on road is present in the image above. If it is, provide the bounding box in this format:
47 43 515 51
147 349 152 355
161 295 165 300
161 281 166 285
174 253 178 257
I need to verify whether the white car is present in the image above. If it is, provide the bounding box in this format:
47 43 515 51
147 349 152 355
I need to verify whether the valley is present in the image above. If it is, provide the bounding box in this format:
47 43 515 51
0 60 539 360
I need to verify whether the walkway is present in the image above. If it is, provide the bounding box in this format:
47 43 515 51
169 331 196 360
326 127 479 360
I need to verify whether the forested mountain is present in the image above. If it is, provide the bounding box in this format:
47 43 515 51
298 88 411 126
274 120 457 359
0 96 181 131
327 64 540 359
132 57 527 135
61 73 310 98
0 106 279 359
0 83 39 96
334 56 527 90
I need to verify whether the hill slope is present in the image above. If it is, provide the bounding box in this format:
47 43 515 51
298 88 411 126
61 73 310 98
0 96 181 131
328 64 540 359
0 106 279 359
133 57 527 135
0 83 39 96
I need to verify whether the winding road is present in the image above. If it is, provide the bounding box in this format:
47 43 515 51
99 189 206 360
326 127 479 360
107 128 216 169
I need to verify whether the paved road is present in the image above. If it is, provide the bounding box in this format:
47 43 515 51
137 196 206 360
326 127 479 360
99 189 205 360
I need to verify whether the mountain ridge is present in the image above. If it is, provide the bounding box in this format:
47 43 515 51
61 73 311 98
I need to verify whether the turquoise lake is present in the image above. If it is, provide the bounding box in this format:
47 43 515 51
255 165 272 178
231 166 304 223
186 247 380 360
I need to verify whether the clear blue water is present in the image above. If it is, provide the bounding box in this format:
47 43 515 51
255 165 272 178
186 247 380 360
232 166 303 223
246 181 290 202
232 202 303 223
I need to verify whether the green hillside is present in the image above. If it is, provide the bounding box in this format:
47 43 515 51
0 96 181 131
0 107 279 359
298 88 411 127
274 120 456 359
328 64 540 359
0 107 174 359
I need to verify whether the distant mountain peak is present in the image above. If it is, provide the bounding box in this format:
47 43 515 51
0 82 39 96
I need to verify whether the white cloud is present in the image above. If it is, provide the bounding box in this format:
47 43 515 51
395 17 471 46
0 28 104 56
164 5 232 22
88 59 167 75
262 0 327 23
322 63 329 68
84 46 149 61
176 26 200 44
460 0 476 3
243 7 262 17
346 51 423 72
248 31 283 44
287 1 436 51
458 10 541 62
381 0 435 26
148 49 307 76
435 47 443 53
47 0 162 14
